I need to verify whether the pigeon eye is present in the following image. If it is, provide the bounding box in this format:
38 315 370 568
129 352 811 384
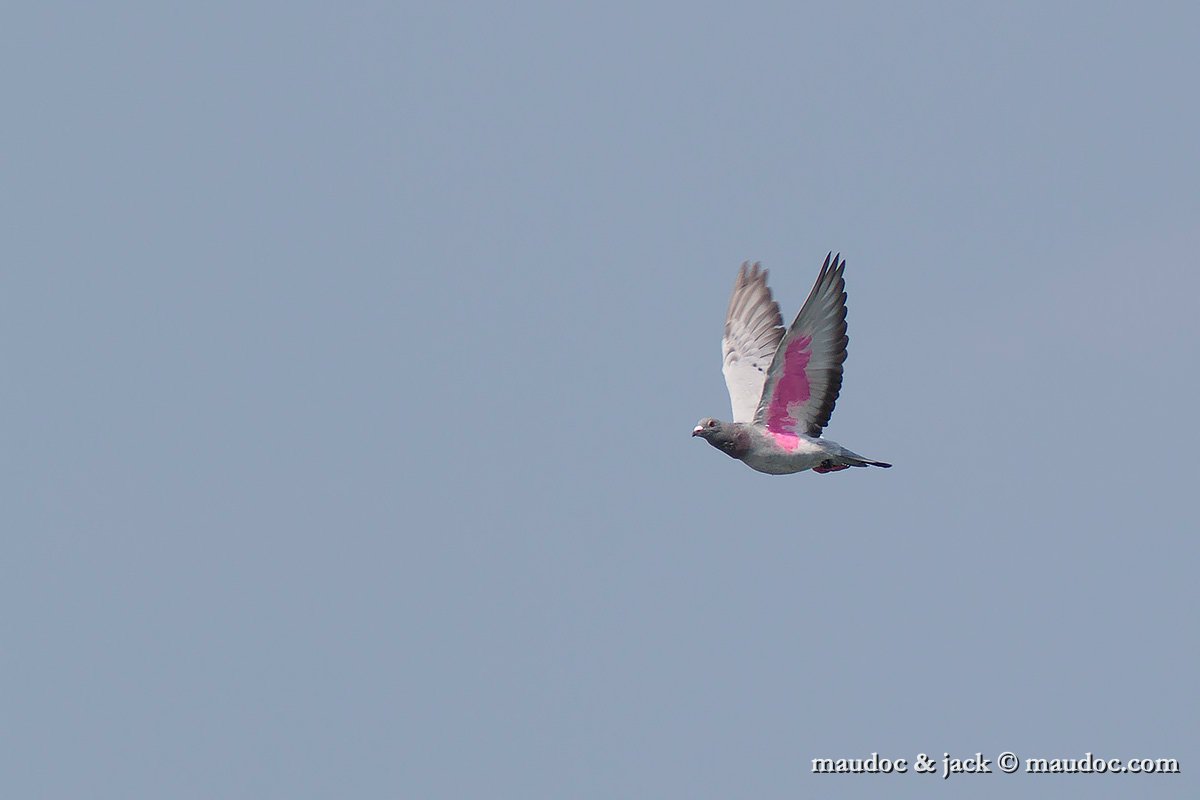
708 420 716 427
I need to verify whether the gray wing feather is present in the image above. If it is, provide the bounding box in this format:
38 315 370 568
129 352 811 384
754 253 849 437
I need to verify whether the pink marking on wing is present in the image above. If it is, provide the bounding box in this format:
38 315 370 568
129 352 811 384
766 335 812 433
770 431 802 451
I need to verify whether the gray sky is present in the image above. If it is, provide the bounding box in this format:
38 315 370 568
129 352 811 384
4 3 1198 798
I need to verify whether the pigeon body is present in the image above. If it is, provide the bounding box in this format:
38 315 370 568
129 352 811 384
693 255 891 475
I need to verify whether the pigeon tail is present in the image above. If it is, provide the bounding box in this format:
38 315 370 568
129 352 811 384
836 447 892 469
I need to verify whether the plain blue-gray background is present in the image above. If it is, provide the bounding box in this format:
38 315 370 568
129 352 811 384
4 3 1197 798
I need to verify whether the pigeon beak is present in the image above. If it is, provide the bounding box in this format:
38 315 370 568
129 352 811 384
692 425 704 436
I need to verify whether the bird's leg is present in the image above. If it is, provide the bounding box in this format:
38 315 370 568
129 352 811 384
813 460 850 474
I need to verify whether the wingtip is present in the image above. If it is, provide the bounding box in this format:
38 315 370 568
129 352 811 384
742 260 769 287
821 251 848 279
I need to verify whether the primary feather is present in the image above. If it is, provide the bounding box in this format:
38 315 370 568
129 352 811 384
721 262 785 423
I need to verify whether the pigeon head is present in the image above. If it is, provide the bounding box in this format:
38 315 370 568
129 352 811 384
692 418 750 458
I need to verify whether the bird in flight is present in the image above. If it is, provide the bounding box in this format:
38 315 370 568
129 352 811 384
693 254 891 475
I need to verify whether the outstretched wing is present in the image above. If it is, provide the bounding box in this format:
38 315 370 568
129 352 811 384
754 253 849 437
721 262 785 423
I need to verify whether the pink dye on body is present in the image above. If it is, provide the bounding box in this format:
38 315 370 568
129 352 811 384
770 431 802 451
765 335 812 433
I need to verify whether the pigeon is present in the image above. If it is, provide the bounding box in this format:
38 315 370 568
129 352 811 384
693 254 891 475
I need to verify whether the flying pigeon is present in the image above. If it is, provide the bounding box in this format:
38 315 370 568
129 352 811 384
693 253 891 475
